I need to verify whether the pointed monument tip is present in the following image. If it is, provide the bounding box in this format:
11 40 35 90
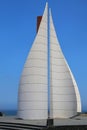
49 8 52 16
49 8 51 12
46 2 48 7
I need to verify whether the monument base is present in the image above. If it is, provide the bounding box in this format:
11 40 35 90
47 118 53 126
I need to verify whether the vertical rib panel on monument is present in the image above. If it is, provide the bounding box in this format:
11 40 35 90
18 3 48 120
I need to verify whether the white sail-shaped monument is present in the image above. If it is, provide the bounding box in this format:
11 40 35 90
18 3 48 120
18 3 81 120
49 10 81 118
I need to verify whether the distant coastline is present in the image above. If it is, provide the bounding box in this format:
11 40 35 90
1 110 17 116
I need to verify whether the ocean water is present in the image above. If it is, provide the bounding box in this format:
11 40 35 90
2 110 17 116
1 110 87 116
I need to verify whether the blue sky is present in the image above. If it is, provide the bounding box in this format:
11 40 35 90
0 0 87 112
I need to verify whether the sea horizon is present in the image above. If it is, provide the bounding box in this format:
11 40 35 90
0 110 17 116
0 109 87 116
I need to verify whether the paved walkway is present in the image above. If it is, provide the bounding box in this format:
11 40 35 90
0 115 87 129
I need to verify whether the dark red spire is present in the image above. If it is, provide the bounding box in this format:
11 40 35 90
37 16 42 33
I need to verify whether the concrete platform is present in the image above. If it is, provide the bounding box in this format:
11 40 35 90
0 114 87 129
0 116 47 126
